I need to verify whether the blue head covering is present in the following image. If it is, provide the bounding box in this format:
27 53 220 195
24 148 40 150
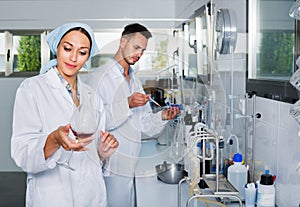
40 22 99 74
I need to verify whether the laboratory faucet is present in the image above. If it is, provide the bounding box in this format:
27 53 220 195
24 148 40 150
226 133 240 154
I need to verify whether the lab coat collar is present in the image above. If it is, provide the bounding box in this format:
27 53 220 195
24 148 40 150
109 58 134 80
111 58 134 76
105 59 136 91
42 68 91 105
42 67 64 89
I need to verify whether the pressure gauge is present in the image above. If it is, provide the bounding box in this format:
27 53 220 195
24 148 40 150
215 8 237 54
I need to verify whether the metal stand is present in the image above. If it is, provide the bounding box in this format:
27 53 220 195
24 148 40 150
178 128 243 207
186 194 242 207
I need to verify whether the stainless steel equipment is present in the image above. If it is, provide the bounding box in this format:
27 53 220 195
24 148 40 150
155 162 185 184
215 8 237 54
178 128 243 207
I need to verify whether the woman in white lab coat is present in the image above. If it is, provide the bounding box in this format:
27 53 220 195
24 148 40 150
11 22 118 207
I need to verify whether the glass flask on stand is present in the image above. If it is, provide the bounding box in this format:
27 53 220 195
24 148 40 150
169 113 186 164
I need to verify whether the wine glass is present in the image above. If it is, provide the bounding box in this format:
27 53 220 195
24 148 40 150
56 102 98 171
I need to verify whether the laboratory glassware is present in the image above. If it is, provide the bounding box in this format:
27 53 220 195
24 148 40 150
149 96 161 107
56 102 98 171
289 0 300 20
290 68 300 91
170 114 186 163
289 99 300 125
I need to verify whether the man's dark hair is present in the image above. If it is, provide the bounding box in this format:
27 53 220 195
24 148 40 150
122 23 152 39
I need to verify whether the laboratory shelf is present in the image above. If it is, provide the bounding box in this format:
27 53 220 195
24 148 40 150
202 174 239 195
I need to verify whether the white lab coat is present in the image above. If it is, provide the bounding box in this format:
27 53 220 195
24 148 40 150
11 68 107 207
87 59 167 207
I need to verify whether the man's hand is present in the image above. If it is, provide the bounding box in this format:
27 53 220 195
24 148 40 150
161 106 180 120
128 92 150 108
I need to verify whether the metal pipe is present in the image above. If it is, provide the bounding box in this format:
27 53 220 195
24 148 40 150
215 135 219 192
186 194 243 207
178 178 187 207
251 93 257 182
244 94 249 167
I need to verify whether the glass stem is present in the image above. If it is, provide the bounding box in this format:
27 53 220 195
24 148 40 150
66 150 74 164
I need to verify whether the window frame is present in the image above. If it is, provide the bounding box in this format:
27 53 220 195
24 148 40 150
0 30 46 77
246 0 299 104
1 28 177 78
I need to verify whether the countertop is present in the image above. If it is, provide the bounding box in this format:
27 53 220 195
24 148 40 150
135 140 243 207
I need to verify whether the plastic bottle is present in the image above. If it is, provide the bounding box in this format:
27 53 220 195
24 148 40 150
257 170 275 207
227 153 248 200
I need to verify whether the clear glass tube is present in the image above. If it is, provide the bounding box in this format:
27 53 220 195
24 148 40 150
289 0 300 20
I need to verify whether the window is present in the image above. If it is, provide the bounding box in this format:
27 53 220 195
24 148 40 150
13 35 41 72
0 33 5 75
247 0 299 103
0 29 174 77
0 31 44 77
91 30 174 72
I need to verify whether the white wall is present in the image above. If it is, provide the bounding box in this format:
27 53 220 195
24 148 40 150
0 0 178 30
0 78 25 171
254 97 300 206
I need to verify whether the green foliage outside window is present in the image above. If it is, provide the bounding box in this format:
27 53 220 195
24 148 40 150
17 36 41 72
259 31 294 78
152 40 168 70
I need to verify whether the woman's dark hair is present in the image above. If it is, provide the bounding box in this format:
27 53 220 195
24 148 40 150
121 23 152 39
60 27 92 52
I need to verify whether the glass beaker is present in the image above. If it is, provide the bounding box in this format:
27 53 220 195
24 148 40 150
170 115 186 163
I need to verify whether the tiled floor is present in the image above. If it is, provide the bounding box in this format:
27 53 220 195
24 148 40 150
0 172 26 207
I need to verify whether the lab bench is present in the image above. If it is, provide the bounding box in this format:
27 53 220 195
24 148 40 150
135 139 242 207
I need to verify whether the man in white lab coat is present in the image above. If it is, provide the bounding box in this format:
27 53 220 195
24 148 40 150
87 23 179 207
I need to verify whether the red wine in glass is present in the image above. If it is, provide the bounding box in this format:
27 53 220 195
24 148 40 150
56 102 98 171
71 128 94 139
